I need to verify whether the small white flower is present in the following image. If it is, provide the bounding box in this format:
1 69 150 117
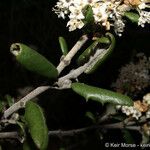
146 110 150 119
121 106 132 116
143 93 150 105
126 109 132 116
93 3 108 23
116 105 122 110
114 19 125 36
130 107 136 114
69 6 85 20
67 19 84 31
138 2 146 9
138 11 150 27
132 110 142 120
138 0 150 10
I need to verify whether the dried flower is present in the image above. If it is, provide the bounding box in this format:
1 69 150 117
112 53 150 97
124 0 141 6
134 100 148 112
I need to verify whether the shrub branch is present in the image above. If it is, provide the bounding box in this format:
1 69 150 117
0 132 19 139
0 122 141 140
57 34 88 74
3 44 105 118
3 86 50 118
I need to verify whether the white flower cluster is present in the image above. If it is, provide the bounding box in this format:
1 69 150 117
117 93 150 120
53 0 150 35
143 93 150 119
138 11 150 27
138 0 150 27
121 105 142 120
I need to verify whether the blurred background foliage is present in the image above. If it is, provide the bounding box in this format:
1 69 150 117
0 0 150 149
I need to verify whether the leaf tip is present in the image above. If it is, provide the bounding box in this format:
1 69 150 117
10 43 22 56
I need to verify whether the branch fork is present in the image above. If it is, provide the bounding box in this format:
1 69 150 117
3 34 105 120
57 35 88 74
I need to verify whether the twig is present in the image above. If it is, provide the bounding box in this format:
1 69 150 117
56 64 88 88
125 126 141 131
0 122 141 141
3 86 50 118
49 125 98 137
0 132 18 139
98 114 111 123
56 48 106 88
49 122 141 137
57 35 88 74
102 122 124 129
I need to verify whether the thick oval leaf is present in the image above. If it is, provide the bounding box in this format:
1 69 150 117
77 37 110 65
25 101 48 150
124 12 139 23
97 37 110 44
10 43 58 79
85 33 115 74
71 83 133 106
59 36 68 56
84 5 94 24
77 40 99 65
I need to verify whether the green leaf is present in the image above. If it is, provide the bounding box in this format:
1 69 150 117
97 37 110 44
59 36 68 56
77 40 99 65
77 37 110 65
71 83 133 106
85 33 115 74
25 101 49 150
10 43 58 79
84 5 94 25
124 12 139 23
